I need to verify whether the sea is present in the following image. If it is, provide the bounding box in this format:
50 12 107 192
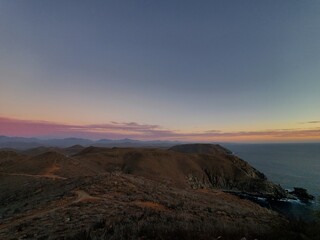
222 143 320 220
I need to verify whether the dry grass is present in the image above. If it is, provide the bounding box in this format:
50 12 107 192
0 145 317 239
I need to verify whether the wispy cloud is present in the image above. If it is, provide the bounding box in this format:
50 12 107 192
307 121 320 124
1 117 320 142
299 120 320 124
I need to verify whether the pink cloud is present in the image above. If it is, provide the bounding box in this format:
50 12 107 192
0 117 167 139
0 116 320 141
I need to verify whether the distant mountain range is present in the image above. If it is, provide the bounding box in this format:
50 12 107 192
0 136 184 150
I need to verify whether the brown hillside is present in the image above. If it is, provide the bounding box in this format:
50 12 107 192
0 172 287 240
0 151 94 178
73 144 285 197
0 144 286 197
0 144 306 239
22 145 85 157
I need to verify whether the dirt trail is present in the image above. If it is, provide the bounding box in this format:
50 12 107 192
73 190 102 202
196 188 224 195
133 200 168 211
0 190 101 230
0 172 66 180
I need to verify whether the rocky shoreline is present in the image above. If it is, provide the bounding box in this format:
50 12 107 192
224 188 317 221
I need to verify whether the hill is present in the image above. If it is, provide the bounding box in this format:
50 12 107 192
73 144 285 198
0 143 309 239
0 151 94 179
0 144 286 197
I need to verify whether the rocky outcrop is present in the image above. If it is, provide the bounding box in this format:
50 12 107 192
170 144 287 198
289 187 315 202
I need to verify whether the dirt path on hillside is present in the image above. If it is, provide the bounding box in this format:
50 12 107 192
73 190 102 202
0 172 66 180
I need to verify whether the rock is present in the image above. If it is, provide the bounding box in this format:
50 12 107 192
289 187 314 202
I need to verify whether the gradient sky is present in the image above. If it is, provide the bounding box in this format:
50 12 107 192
1 0 320 142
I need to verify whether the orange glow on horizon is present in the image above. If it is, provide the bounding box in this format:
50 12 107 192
0 116 319 143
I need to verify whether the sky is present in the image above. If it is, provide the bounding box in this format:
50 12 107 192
1 0 320 142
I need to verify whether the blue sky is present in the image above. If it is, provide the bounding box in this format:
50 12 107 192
1 0 320 142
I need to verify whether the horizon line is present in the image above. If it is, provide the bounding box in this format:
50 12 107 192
1 116 320 143
1 135 320 145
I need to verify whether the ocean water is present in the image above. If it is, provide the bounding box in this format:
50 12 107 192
222 143 320 198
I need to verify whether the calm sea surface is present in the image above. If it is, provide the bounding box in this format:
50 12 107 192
222 143 320 197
